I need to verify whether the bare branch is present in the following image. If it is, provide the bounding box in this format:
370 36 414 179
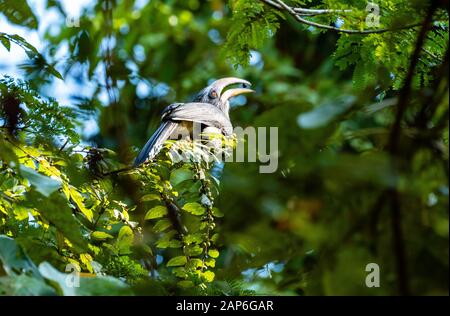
294 8 353 15
263 0 352 16
261 0 425 34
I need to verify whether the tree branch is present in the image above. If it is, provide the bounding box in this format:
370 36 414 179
261 0 427 34
386 2 438 296
263 0 352 15
164 198 188 236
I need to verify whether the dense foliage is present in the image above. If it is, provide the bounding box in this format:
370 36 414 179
0 0 448 295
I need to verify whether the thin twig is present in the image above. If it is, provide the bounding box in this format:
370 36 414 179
58 138 70 153
101 166 134 177
263 0 352 15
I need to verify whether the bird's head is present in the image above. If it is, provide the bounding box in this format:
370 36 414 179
193 77 254 117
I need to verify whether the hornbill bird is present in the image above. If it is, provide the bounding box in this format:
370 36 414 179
134 77 254 166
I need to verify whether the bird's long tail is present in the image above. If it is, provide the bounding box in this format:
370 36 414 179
134 121 178 166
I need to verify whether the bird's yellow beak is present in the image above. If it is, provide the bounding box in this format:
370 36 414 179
220 87 255 103
209 77 254 103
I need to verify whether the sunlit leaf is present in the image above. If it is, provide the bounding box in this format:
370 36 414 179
208 249 219 259
140 194 161 202
116 226 134 254
153 219 171 233
91 231 114 240
182 202 205 216
69 186 93 222
24 191 88 251
145 205 168 220
170 168 194 186
39 262 132 295
166 256 187 267
19 165 61 197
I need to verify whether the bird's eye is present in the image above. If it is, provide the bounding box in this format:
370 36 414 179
209 90 218 99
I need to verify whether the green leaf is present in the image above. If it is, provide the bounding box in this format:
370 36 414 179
6 34 38 54
79 253 94 273
182 202 205 216
186 245 203 256
224 0 280 67
68 186 93 222
177 280 194 288
208 249 219 258
116 226 134 254
166 256 187 267
0 235 42 278
168 240 182 248
183 233 203 245
170 168 194 186
186 258 203 269
0 33 63 79
91 231 114 240
19 165 61 197
155 230 177 248
145 205 168 220
0 35 11 51
140 194 161 202
204 258 216 268
0 274 56 295
172 267 188 278
46 64 63 80
212 207 224 218
153 219 171 233
202 270 215 283
38 262 132 295
24 191 88 251
0 0 38 29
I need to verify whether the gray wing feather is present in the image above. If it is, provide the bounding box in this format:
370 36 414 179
163 103 233 136
135 102 233 166
134 121 178 166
